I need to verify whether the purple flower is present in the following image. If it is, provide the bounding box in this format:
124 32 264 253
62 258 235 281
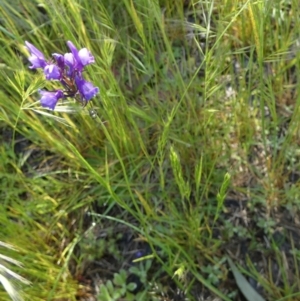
44 64 61 80
78 48 95 65
75 76 99 101
52 53 65 69
25 41 47 69
67 41 95 71
63 52 76 76
25 40 99 111
39 90 64 110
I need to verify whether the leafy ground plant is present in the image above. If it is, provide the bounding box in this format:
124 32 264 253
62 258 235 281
1 0 300 301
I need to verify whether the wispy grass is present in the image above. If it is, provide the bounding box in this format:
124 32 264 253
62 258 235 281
1 0 300 300
0 241 30 301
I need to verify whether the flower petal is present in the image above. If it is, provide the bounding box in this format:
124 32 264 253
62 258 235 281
44 64 61 80
64 53 76 76
39 90 64 110
66 41 81 68
25 41 47 69
52 53 65 69
66 41 95 70
75 76 99 101
78 48 95 66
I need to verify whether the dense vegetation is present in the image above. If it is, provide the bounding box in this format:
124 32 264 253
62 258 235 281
1 1 300 300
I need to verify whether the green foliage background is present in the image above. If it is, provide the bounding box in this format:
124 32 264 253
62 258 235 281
1 0 300 300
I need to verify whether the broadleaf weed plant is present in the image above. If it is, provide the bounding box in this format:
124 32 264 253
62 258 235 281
97 268 151 301
1 0 300 300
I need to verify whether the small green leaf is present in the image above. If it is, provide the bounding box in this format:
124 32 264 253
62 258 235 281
113 272 124 286
112 289 122 300
129 266 140 274
106 280 114 295
125 291 136 301
127 282 137 292
98 285 111 301
145 259 152 271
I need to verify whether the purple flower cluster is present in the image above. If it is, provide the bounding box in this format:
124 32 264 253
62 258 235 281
25 41 99 110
